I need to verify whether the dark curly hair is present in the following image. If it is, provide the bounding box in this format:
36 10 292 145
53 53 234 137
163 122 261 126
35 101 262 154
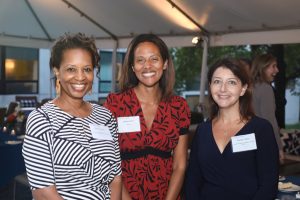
49 32 100 76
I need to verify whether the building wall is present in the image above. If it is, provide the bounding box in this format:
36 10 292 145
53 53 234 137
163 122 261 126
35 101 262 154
0 49 106 107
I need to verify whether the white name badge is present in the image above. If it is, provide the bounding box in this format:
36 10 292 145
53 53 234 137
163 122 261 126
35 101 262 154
89 124 113 141
117 116 141 133
231 133 257 153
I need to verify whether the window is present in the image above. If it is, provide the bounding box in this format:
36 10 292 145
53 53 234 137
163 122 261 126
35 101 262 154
99 50 125 93
0 46 39 94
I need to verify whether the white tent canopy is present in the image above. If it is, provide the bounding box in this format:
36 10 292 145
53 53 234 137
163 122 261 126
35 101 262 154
1 0 300 103
1 0 300 49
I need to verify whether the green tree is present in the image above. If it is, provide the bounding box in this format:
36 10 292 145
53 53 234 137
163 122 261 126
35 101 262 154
172 44 300 94
284 44 300 94
171 45 251 93
171 47 202 93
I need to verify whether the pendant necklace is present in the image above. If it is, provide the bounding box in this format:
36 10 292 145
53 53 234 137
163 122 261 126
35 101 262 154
223 120 245 137
217 112 244 137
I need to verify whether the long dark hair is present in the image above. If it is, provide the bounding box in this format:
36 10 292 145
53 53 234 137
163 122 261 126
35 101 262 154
207 58 254 120
119 34 175 101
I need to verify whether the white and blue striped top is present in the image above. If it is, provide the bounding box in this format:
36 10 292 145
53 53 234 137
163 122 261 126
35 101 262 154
22 102 121 200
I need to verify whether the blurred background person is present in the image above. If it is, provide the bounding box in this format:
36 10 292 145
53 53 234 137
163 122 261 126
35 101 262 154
240 57 252 76
22 33 121 200
185 58 279 200
104 34 191 200
251 53 284 160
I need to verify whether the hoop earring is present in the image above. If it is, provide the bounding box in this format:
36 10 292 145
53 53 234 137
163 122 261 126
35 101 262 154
56 79 61 96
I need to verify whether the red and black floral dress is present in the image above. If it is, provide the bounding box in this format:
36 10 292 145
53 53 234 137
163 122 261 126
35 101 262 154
104 88 191 200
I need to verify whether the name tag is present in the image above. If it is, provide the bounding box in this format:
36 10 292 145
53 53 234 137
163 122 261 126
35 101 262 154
231 133 257 153
89 124 113 141
117 116 141 133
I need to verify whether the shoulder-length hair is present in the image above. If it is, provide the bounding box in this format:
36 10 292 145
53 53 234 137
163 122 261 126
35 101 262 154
119 34 175 101
207 58 254 120
251 53 277 83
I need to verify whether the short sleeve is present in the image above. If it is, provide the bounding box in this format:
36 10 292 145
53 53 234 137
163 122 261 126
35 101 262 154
103 93 119 118
177 97 191 135
22 110 55 189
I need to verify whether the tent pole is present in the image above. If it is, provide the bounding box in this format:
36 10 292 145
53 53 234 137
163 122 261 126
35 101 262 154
111 40 118 92
199 37 208 104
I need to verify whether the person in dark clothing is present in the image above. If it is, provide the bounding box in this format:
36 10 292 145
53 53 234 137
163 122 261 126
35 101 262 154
273 86 287 129
185 58 279 200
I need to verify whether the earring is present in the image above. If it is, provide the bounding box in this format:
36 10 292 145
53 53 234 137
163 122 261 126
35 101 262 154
131 66 135 72
56 79 61 96
88 88 92 95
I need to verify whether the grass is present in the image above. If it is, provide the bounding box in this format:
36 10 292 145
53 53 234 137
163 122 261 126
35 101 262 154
285 122 300 129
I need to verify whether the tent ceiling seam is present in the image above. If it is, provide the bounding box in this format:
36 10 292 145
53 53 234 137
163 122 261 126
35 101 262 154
0 33 52 41
211 25 300 36
165 0 209 36
61 0 118 41
25 0 52 41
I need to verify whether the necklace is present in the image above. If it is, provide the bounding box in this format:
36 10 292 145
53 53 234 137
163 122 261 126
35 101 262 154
217 118 245 137
222 120 247 137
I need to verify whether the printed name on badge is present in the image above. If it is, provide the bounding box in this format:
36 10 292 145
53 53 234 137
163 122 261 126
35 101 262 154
89 124 113 141
231 133 257 153
117 116 141 133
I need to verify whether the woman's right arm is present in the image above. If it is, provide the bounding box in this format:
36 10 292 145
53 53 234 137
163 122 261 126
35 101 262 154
122 184 132 200
22 110 59 199
109 175 122 200
32 185 63 200
107 106 131 200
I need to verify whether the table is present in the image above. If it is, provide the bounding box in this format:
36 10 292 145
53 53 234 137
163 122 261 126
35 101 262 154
0 132 26 187
277 176 300 200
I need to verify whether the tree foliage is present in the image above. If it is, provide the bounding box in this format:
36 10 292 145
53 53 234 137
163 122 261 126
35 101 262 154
171 44 300 94
171 45 252 93
171 47 202 93
284 44 300 93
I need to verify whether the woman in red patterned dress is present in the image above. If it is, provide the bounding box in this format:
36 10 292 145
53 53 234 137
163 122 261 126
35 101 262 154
104 34 191 200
